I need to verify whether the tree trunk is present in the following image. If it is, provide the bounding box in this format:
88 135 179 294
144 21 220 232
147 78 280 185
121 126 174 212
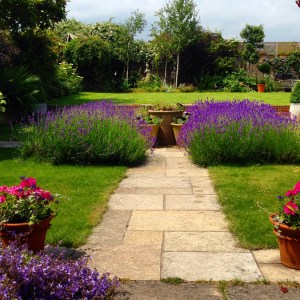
175 52 180 88
126 59 129 82
164 59 168 84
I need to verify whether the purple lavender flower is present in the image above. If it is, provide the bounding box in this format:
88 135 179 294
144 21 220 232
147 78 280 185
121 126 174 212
180 99 300 166
0 242 119 299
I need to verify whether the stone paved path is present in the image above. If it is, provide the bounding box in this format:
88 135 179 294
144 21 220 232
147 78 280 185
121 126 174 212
82 147 300 282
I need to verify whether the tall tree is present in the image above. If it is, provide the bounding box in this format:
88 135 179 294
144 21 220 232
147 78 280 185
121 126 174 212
121 10 147 81
0 0 67 33
152 0 201 87
240 24 265 68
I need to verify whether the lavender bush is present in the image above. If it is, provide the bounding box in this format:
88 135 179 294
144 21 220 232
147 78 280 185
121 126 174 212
180 100 300 166
0 242 119 299
18 101 153 166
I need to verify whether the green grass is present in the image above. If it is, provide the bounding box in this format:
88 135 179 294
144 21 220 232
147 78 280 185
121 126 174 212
209 164 300 250
48 91 291 106
0 148 126 248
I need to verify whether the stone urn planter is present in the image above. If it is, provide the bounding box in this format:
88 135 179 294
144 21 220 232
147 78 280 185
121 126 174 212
171 123 183 145
148 110 184 146
289 103 300 120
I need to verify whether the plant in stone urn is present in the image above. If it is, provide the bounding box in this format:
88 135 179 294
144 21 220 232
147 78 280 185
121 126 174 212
171 111 191 145
148 102 185 146
269 181 300 269
0 177 60 252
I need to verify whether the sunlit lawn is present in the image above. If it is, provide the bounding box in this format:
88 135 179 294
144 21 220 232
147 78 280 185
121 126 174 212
48 91 291 106
209 164 300 250
0 148 126 248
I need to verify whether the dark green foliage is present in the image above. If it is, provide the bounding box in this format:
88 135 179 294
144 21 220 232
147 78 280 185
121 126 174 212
257 62 271 74
14 31 59 99
0 0 67 33
64 36 123 91
240 24 265 66
290 81 300 103
0 67 46 118
0 30 19 68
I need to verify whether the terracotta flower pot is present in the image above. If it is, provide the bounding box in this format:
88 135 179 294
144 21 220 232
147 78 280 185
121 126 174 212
257 83 265 93
269 213 300 269
148 110 184 146
0 214 53 253
171 123 183 145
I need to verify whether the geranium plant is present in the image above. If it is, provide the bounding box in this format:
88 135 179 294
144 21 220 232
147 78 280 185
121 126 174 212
0 177 59 225
273 181 300 229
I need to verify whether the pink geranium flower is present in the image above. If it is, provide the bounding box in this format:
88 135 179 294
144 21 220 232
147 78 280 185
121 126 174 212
0 196 6 203
20 177 37 188
283 201 299 215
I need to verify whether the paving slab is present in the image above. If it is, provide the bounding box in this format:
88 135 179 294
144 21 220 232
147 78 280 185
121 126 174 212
253 249 300 282
153 148 185 157
164 232 248 252
166 168 211 177
165 195 220 210
193 187 217 195
166 157 200 169
109 194 163 210
136 187 193 195
253 249 281 264
87 245 161 280
123 231 163 246
189 177 215 187
119 177 191 188
162 252 263 281
128 211 228 231
258 263 300 282
115 281 223 300
83 210 130 247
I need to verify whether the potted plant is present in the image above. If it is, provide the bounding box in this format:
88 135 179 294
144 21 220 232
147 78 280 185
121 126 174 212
257 78 266 93
136 107 162 140
0 177 60 252
148 102 185 146
289 80 300 119
257 62 271 93
269 181 300 269
171 111 191 145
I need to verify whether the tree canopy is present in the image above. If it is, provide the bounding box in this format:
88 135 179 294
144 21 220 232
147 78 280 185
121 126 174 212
152 0 201 86
0 0 67 33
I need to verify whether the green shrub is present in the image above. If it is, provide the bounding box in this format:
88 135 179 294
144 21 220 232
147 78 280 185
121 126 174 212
56 61 83 96
136 74 162 92
223 70 256 92
0 67 46 117
257 62 271 74
177 83 196 92
290 81 300 103
17 101 151 166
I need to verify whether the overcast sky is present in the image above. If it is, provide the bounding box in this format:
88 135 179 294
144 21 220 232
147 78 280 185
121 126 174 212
66 0 300 42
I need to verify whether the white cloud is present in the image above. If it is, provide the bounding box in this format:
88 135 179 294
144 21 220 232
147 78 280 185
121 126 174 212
66 0 300 41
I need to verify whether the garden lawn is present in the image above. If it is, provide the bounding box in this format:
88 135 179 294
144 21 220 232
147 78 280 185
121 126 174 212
48 91 290 106
0 148 126 248
209 164 300 250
